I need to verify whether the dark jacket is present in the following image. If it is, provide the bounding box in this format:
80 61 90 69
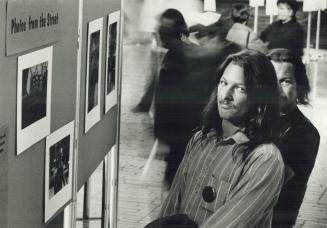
154 40 196 186
154 40 192 145
273 107 320 227
260 18 305 56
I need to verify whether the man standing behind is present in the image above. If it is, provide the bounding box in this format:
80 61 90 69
147 50 285 228
268 48 320 228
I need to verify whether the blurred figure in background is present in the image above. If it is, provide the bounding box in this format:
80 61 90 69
153 8 197 188
133 0 203 113
260 0 305 56
268 48 320 228
226 3 268 54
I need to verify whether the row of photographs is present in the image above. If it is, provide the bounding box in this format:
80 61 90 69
16 11 121 155
14 11 120 223
86 12 120 132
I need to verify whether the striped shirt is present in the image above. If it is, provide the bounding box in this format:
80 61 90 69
160 130 285 228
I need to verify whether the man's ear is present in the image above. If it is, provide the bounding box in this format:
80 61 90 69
181 34 187 41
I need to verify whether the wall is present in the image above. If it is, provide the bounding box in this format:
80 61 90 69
77 0 120 189
0 0 121 227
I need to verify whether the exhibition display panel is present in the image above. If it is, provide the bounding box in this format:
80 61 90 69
0 0 122 227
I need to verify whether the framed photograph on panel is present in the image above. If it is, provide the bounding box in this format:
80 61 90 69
16 46 53 155
85 17 103 133
44 121 74 222
105 11 120 113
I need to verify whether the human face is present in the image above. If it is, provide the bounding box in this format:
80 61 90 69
217 62 249 126
277 3 293 22
158 18 177 48
271 61 297 114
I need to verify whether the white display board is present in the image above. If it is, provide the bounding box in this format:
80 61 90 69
266 0 278 15
204 0 216 11
323 0 327 10
250 0 265 7
303 0 326 11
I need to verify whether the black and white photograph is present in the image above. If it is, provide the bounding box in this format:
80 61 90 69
107 22 117 94
16 46 52 155
105 11 120 113
85 17 103 133
88 31 100 113
48 135 70 198
116 0 327 228
2 0 327 227
45 121 74 223
21 61 48 129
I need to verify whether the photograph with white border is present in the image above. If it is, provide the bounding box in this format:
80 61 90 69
105 11 120 113
44 121 74 223
85 17 103 133
16 46 53 155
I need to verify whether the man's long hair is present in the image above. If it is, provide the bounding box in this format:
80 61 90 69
201 50 280 151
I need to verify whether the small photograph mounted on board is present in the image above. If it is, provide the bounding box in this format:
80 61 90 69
85 17 103 133
44 121 74 223
16 46 53 155
105 10 120 113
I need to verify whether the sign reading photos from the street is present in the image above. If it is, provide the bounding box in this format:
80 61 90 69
105 11 120 113
17 46 53 155
6 0 60 56
85 17 103 133
45 121 74 222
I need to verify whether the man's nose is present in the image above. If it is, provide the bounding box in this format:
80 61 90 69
278 84 283 94
221 86 233 101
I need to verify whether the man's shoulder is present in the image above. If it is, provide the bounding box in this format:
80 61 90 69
283 108 320 139
250 143 283 164
188 130 216 148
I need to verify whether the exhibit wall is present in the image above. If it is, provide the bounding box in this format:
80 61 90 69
77 0 120 190
0 0 78 227
0 0 121 227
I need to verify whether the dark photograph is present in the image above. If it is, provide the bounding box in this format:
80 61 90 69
88 30 100 112
107 22 117 95
49 135 70 199
21 61 48 129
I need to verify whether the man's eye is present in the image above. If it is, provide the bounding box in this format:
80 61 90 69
219 80 227 86
280 80 292 86
236 86 246 93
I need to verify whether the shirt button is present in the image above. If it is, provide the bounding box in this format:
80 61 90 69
202 186 216 203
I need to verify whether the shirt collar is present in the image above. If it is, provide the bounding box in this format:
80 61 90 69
221 130 249 145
